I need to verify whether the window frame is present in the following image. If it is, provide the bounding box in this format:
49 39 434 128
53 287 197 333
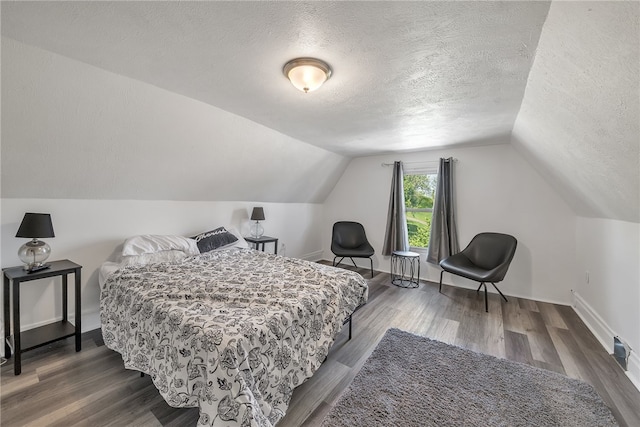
403 168 438 251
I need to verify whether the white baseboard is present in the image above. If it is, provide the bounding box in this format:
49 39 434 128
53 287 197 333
300 250 324 262
82 310 101 333
629 351 640 392
435 276 570 306
0 316 64 358
572 291 640 392
571 291 613 350
0 309 102 358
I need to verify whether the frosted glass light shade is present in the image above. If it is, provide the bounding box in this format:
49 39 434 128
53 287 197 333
18 239 51 270
283 58 332 93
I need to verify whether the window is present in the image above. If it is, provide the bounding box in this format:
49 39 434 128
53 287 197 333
404 172 437 249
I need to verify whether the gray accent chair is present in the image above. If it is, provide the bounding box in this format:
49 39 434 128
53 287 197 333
439 232 517 312
331 221 375 278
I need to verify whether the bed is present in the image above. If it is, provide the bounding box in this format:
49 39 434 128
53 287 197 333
100 231 368 426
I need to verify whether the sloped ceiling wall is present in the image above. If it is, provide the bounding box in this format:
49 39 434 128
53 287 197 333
1 38 349 203
0 1 551 156
512 1 639 223
2 1 637 218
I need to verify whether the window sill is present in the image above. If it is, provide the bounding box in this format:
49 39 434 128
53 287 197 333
409 246 429 253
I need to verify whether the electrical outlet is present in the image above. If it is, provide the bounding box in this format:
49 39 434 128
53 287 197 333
614 336 631 370
585 271 590 284
280 243 286 257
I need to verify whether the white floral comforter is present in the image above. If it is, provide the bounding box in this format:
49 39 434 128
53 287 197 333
100 248 368 426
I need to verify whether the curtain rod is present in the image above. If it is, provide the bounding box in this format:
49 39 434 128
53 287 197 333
381 158 458 167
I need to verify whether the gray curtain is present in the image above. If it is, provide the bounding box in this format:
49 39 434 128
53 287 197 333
427 157 459 264
382 161 409 255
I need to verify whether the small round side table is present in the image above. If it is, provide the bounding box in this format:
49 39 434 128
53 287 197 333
391 251 420 288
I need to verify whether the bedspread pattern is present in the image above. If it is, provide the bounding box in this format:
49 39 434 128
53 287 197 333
100 248 368 426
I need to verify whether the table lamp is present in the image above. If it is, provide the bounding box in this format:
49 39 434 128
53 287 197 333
15 213 55 272
250 207 265 238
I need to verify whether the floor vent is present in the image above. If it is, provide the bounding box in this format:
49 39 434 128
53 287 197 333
613 336 631 370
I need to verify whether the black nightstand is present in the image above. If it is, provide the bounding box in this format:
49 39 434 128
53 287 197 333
245 236 279 254
3 259 82 375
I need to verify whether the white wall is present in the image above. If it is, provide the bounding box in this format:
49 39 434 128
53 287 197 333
0 37 344 356
323 143 577 304
512 1 639 223
1 37 349 203
573 217 640 389
510 1 640 389
1 199 324 343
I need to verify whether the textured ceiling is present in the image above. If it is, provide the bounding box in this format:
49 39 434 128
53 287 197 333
1 1 550 156
513 1 639 223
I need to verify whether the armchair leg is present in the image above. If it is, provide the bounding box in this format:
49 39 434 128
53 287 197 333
334 256 374 278
476 283 483 293
491 282 508 302
439 270 444 292
348 257 358 269
482 282 488 312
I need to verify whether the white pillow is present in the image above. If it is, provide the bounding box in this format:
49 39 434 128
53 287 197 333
120 250 189 266
121 235 199 257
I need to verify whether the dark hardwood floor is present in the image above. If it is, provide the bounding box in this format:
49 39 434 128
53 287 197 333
2 264 639 426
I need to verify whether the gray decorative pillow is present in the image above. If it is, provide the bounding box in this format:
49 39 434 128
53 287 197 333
192 227 238 253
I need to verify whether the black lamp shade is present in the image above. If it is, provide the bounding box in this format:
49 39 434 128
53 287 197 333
15 213 55 238
251 207 265 221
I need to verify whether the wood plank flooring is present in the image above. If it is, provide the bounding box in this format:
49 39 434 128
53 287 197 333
2 264 639 426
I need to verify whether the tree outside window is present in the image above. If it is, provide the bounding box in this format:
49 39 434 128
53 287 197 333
404 173 437 248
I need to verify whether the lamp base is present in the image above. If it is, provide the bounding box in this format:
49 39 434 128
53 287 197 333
250 221 264 238
18 238 52 271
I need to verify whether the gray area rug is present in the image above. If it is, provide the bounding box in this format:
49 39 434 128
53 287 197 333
321 328 618 427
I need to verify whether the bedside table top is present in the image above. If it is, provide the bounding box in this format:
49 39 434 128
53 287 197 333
244 236 277 243
3 259 82 281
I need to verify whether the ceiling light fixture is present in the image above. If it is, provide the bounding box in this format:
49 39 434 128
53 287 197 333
283 58 332 93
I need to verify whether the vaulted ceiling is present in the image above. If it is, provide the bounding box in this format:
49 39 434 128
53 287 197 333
512 1 638 223
1 1 638 222
1 1 550 156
